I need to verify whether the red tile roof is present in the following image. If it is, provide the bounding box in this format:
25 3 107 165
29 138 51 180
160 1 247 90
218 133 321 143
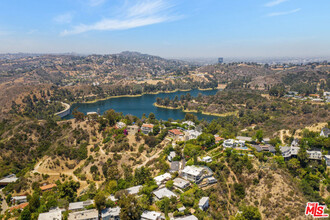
169 129 183 135
10 202 29 212
40 183 57 191
142 124 154 128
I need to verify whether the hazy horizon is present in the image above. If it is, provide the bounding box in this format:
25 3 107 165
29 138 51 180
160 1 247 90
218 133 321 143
0 0 330 58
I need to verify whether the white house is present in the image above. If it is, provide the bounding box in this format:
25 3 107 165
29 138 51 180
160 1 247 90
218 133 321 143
280 146 299 159
116 122 126 129
101 207 120 220
0 174 18 186
168 151 177 162
126 185 142 195
198 197 209 211
307 150 322 160
153 187 177 200
223 139 235 148
173 177 190 189
181 166 205 183
141 211 163 220
320 127 330 137
183 121 195 127
174 215 198 220
12 196 27 204
201 156 212 163
68 200 94 211
154 173 172 186
185 130 202 141
324 155 330 166
68 209 98 220
38 209 62 220
141 124 154 135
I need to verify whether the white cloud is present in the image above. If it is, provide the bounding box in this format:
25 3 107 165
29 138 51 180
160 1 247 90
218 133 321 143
264 0 289 7
88 0 106 7
61 0 179 36
267 8 301 16
54 12 73 24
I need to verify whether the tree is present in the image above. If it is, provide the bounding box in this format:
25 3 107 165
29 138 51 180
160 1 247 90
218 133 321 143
236 206 262 220
118 194 142 220
20 207 31 220
94 192 106 215
29 192 40 212
153 124 160 136
166 180 174 190
72 108 85 121
58 181 80 202
254 130 264 143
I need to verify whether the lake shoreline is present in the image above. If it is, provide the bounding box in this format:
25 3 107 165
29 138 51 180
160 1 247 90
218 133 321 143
153 103 236 117
73 87 219 105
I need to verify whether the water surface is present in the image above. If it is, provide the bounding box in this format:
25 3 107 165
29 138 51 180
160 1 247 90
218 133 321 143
64 89 220 121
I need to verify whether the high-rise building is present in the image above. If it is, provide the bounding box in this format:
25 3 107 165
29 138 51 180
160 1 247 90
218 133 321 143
218 57 224 64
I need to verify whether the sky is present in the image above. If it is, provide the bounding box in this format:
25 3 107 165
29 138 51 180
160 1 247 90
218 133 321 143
0 0 329 58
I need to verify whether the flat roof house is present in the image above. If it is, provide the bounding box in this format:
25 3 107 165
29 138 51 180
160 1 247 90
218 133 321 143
173 177 190 189
38 209 62 220
68 200 94 212
170 161 181 173
154 173 172 186
101 206 120 220
175 215 198 220
324 155 330 166
185 130 202 141
68 209 98 220
127 125 139 135
141 124 154 135
201 156 212 163
126 185 142 195
223 139 235 148
181 166 208 183
12 196 27 204
0 174 18 186
236 136 252 142
141 211 163 220
307 150 322 160
153 187 177 200
198 197 209 211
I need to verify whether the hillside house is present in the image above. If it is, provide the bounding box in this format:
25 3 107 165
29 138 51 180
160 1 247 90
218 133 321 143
38 209 62 220
169 129 184 140
40 183 57 192
173 177 190 189
101 207 120 220
307 150 322 160
320 127 330 137
199 197 209 211
141 211 163 220
168 151 176 161
154 173 172 186
141 124 154 135
153 187 177 200
185 130 202 141
180 166 213 183
68 209 98 220
68 200 94 212
116 122 126 129
127 125 139 135
0 174 18 186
